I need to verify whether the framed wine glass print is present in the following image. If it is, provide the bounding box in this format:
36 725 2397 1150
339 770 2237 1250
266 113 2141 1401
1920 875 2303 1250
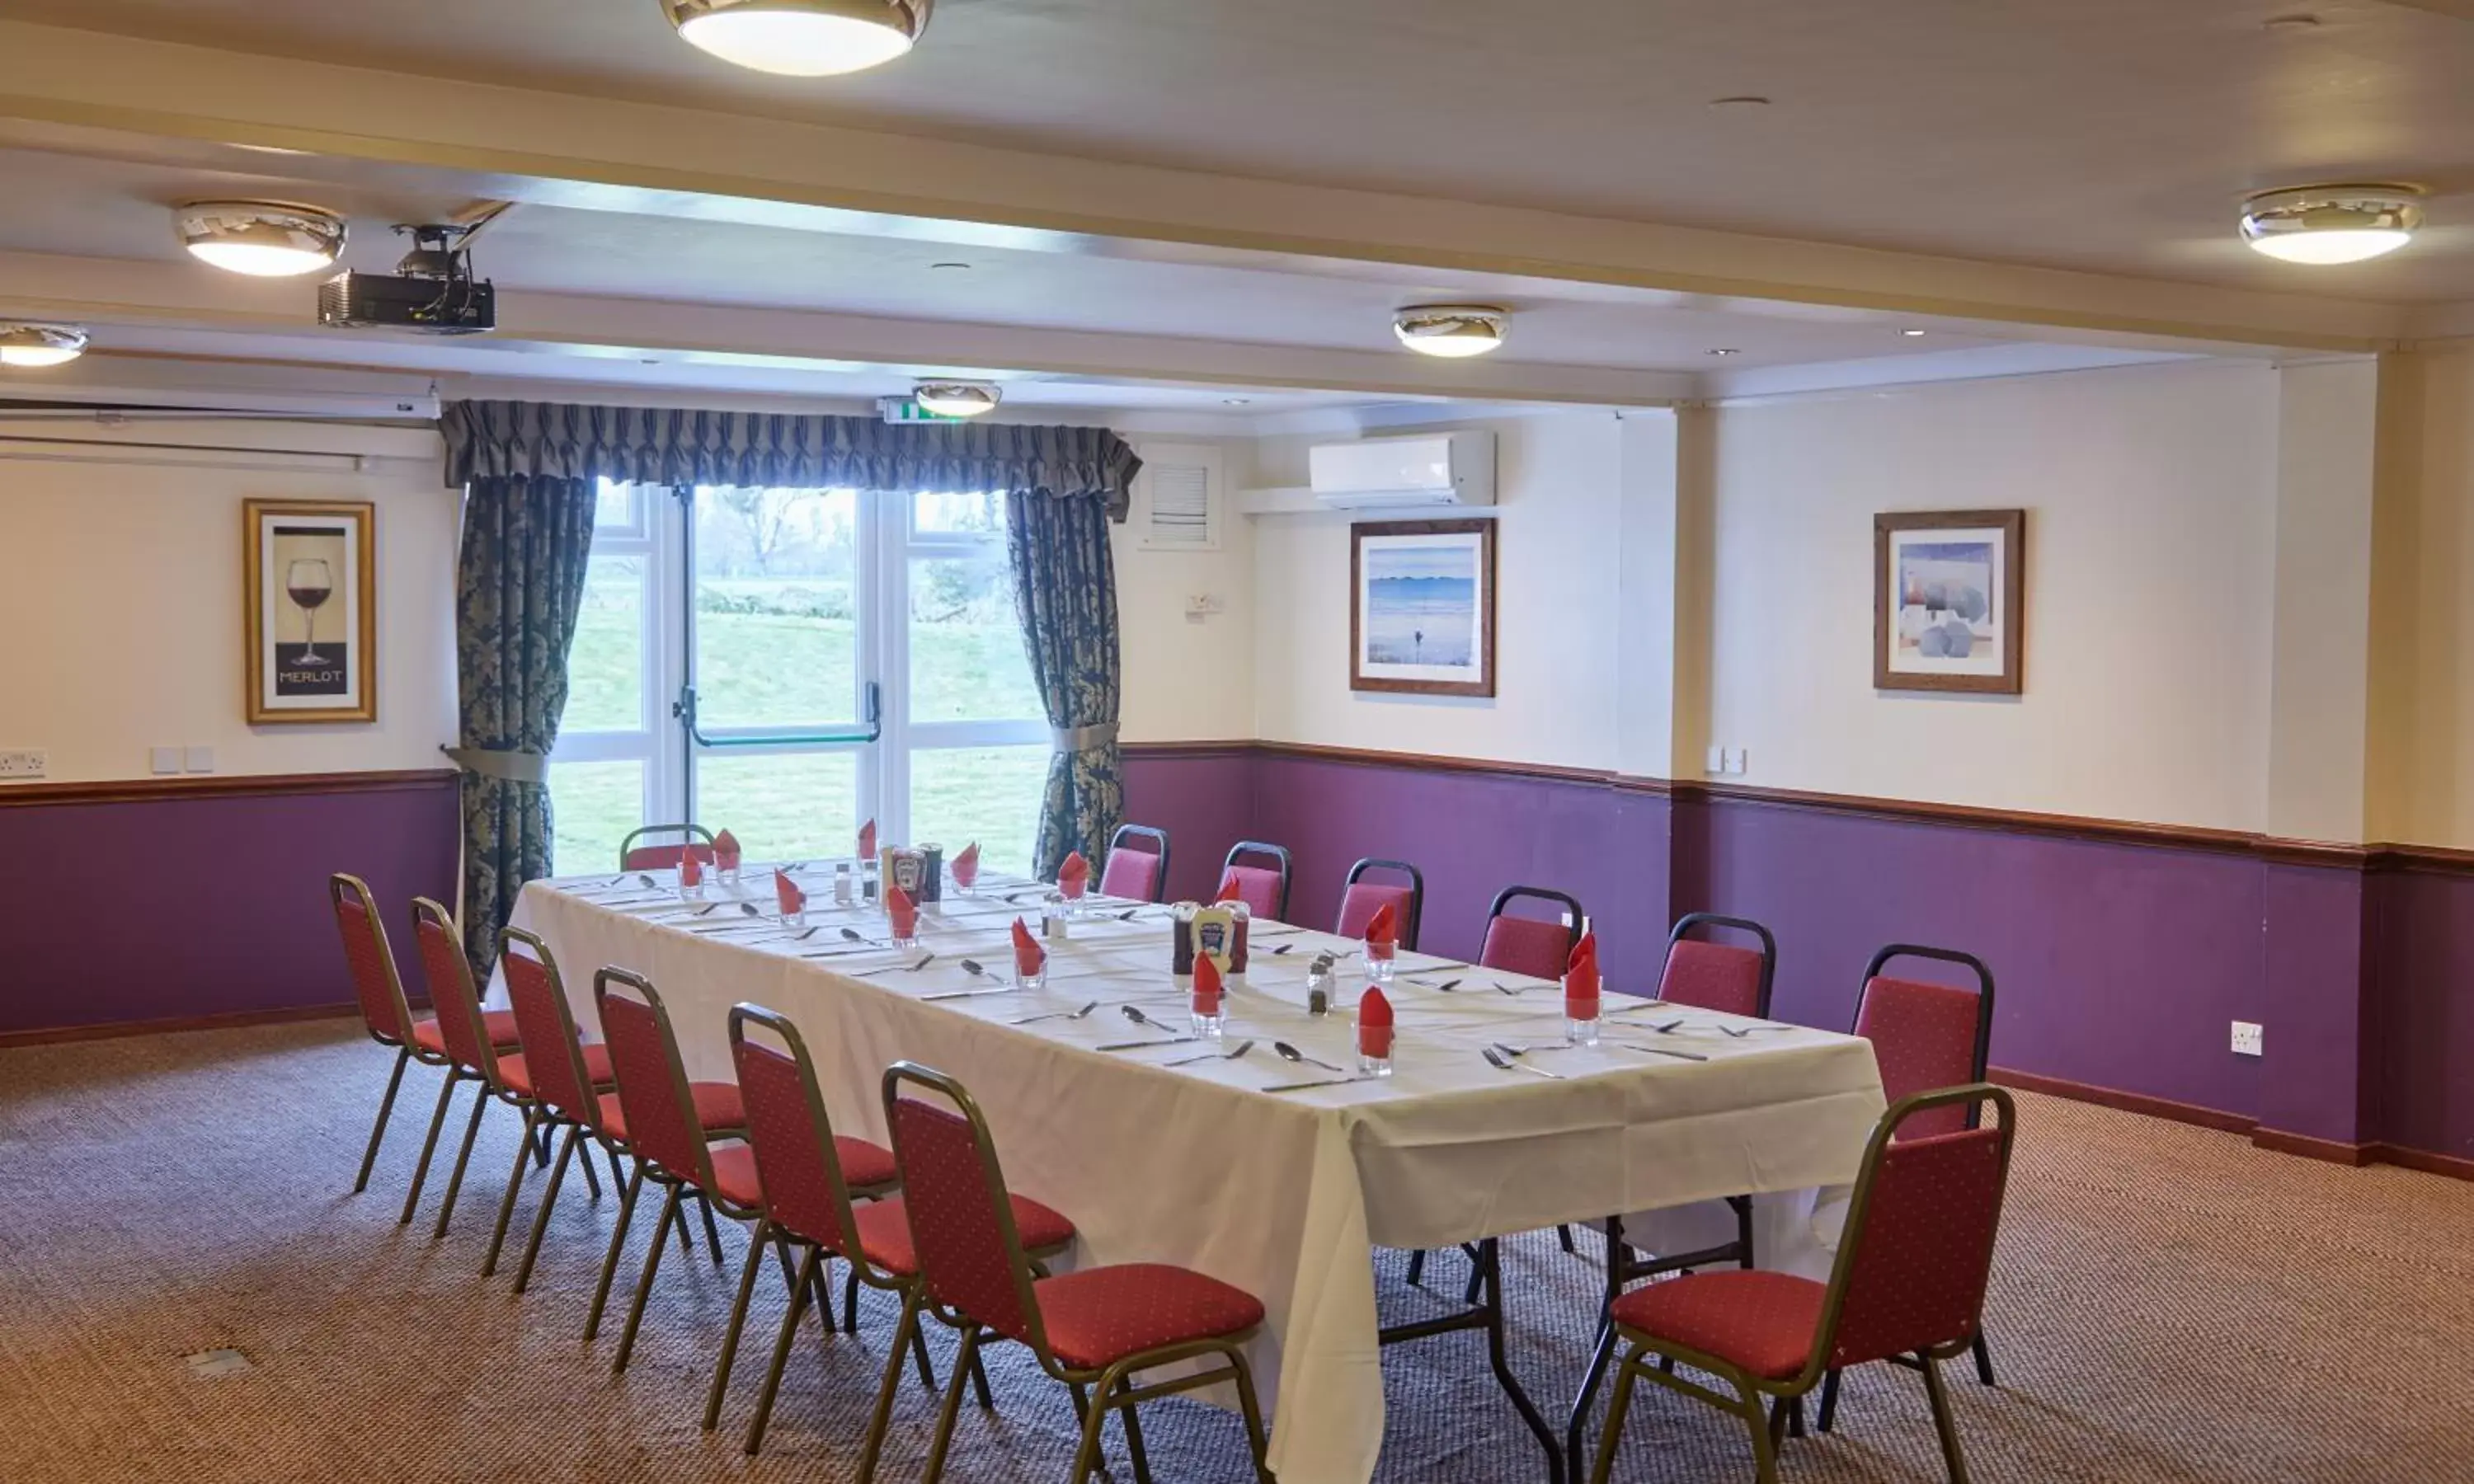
244 499 377 724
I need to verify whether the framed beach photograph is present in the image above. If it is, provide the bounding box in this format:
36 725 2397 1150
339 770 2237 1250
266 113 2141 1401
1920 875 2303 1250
1874 508 2025 695
1350 519 1496 697
243 498 377 724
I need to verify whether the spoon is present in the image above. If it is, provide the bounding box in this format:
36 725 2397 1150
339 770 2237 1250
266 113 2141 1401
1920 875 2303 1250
1165 1039 1255 1068
1483 1045 1564 1080
1120 1005 1180 1033
1272 942 1296 956
1273 1040 1344 1073
1010 1001 1098 1026
958 959 986 977
738 901 763 917
1411 977 1463 993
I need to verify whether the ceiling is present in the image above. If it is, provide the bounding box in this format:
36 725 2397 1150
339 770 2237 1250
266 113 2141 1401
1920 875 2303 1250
2 0 2468 303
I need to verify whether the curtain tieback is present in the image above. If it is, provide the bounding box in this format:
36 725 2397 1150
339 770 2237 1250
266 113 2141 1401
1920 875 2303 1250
1051 722 1120 751
441 744 552 785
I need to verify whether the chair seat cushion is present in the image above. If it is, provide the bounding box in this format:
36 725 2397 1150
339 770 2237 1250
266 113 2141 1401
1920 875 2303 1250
497 1043 614 1100
1033 1263 1266 1371
409 1009 521 1058
705 1137 897 1214
848 1192 1075 1276
595 1081 747 1144
1610 1269 1825 1381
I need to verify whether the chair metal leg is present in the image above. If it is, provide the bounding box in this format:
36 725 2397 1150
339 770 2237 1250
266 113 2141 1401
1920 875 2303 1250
431 1084 492 1239
1463 1246 1485 1308
575 1128 604 1200
506 1122 578 1290
698 1191 726 1265
1921 1354 1972 1483
397 1069 462 1225
1065 1367 1115 1484
532 1118 553 1167
1742 1376 1782 1484
703 1218 771 1432
614 1182 684 1373
1115 1376 1155 1484
1557 1223 1578 1254
1969 1332 1996 1387
584 1159 646 1339
1405 1247 1427 1287
1226 1345 1277 1484
1586 1351 1642 1484
604 1144 627 1199
909 1306 939 1390
353 1046 410 1193
483 1108 543 1277
745 1244 820 1458
844 1261 863 1334
852 1284 922 1482
921 1325 983 1484
1817 1369 1841 1432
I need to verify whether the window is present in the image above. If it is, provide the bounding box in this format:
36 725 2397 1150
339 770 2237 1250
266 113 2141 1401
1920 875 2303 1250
548 479 1050 877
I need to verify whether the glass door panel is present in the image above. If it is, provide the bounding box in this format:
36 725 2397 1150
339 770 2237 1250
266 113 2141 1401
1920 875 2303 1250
910 745 1049 876
694 752 862 862
690 486 863 730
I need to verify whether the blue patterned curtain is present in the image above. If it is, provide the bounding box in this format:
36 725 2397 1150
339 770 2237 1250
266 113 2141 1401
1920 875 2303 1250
1006 491 1124 877
453 475 597 979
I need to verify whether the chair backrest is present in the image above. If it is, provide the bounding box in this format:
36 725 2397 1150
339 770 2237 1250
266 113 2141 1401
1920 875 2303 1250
410 897 501 1082
619 823 717 871
730 1003 870 1261
1216 840 1293 921
1335 857 1424 950
1851 945 1996 1140
595 968 718 1189
329 872 416 1046
1657 913 1777 1019
1816 1085 2015 1374
1099 824 1172 903
1477 885 1586 980
498 927 600 1122
882 1062 1051 1355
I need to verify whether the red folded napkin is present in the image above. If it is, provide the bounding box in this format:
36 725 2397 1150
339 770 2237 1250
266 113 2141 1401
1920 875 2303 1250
1011 916 1045 976
1364 901 1398 949
774 868 805 916
1216 877 1245 905
951 841 981 889
678 848 703 887
1357 986 1394 1059
713 829 742 871
1192 952 1223 1017
1057 850 1090 899
858 819 877 862
1564 931 1601 1012
886 883 918 938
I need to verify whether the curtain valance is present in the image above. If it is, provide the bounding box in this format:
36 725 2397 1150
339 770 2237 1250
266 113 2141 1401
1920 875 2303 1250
441 399 1144 520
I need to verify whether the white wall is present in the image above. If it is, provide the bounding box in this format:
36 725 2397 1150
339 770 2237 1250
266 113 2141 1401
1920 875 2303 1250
1249 411 1628 772
2369 343 2474 847
0 422 460 784
1701 360 2281 832
1112 436 1258 743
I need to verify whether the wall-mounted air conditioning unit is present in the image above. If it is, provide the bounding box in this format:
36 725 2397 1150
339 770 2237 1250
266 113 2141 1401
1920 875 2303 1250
1309 429 1495 510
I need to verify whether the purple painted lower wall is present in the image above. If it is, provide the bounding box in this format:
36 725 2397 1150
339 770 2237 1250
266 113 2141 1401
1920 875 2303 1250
2370 867 2474 1162
0 773 459 1037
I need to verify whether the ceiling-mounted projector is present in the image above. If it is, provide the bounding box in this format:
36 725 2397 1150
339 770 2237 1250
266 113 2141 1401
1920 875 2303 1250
317 223 496 335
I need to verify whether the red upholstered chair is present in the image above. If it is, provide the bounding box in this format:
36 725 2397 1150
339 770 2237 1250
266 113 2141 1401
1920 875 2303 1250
1216 840 1293 922
714 1007 1077 1472
1658 913 1778 1019
618 822 717 871
1578 1086 2018 1484
485 926 625 1285
330 872 521 1208
590 967 762 1380
1098 823 1172 904
1334 857 1424 951
1477 885 1586 980
884 1061 1272 1484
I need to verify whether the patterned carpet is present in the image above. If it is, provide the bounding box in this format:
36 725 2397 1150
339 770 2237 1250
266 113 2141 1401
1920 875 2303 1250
3 1021 2470 1483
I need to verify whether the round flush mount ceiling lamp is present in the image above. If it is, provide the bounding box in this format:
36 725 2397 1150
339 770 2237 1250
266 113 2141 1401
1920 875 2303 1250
1393 304 1509 359
914 380 1000 417
0 323 87 367
2239 184 2424 265
176 200 347 276
663 0 932 76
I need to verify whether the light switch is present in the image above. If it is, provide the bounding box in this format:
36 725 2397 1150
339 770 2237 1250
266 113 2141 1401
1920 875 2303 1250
1705 745 1725 775
1724 747 1749 775
184 745 215 774
150 746 182 775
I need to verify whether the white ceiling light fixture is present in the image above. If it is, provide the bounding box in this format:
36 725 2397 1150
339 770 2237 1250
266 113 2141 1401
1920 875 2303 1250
176 200 348 277
662 0 932 77
0 323 88 368
2239 185 2424 265
1393 304 1509 359
914 380 1000 417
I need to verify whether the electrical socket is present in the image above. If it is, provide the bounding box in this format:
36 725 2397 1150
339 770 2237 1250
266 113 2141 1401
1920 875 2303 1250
2231 1021 2264 1057
0 749 45 779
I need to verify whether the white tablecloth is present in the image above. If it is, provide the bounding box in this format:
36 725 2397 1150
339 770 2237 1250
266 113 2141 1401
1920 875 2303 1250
500 868 1886 1484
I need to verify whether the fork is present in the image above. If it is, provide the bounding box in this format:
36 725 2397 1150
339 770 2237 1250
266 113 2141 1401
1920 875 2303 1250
1482 1045 1563 1079
1165 1039 1255 1068
1010 1002 1098 1026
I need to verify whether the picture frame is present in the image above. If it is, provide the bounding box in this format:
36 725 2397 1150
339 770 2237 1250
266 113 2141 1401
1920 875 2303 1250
1350 519 1497 698
1873 508 2025 695
243 498 378 725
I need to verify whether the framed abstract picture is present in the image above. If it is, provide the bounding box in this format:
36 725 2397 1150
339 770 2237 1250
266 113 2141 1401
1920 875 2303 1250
243 498 377 724
1350 519 1496 697
1874 509 2025 695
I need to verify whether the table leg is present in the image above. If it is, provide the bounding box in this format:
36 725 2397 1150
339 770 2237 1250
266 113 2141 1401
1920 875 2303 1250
1380 1237 1566 1484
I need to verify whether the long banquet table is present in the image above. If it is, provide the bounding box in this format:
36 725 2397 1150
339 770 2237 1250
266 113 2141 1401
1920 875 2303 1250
501 865 1887 1484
